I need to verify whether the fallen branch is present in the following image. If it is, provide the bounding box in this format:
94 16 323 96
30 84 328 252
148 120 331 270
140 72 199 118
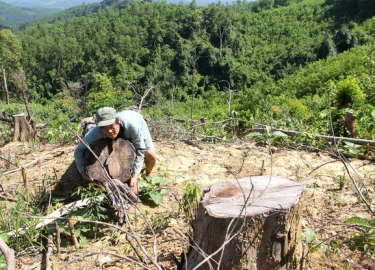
0 116 12 123
2 150 64 175
7 196 104 237
249 127 375 146
0 194 18 202
0 237 15 270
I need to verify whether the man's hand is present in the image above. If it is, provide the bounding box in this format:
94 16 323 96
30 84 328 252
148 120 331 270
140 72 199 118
130 173 139 195
80 171 94 182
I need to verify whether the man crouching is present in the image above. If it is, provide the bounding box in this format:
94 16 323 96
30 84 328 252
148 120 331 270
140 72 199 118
74 107 156 195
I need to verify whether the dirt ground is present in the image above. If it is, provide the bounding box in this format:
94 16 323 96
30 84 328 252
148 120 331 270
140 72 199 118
1 139 374 269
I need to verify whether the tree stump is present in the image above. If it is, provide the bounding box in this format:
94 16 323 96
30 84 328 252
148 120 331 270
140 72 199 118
184 176 305 270
85 137 136 183
12 113 30 142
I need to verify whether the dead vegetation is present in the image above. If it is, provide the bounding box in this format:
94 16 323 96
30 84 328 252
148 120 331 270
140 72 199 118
0 132 374 269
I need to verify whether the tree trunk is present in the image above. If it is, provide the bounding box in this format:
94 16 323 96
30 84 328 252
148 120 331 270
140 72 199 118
85 138 136 183
184 176 305 270
2 68 9 105
12 113 30 142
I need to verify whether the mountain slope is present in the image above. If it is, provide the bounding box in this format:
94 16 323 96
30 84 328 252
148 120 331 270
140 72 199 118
0 0 102 9
0 1 60 25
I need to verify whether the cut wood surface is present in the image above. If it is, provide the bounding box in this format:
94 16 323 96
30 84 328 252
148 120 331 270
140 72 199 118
12 114 30 142
85 137 139 221
185 176 305 270
203 175 305 218
85 137 136 183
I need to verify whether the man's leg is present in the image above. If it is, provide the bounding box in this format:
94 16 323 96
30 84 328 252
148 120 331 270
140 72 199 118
144 149 156 176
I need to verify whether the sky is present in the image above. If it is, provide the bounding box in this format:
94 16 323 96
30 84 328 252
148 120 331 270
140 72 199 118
1 0 234 9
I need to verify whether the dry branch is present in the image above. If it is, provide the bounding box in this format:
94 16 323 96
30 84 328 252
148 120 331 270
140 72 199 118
0 237 15 270
0 116 12 123
0 194 18 202
250 127 375 146
2 150 64 175
7 196 105 237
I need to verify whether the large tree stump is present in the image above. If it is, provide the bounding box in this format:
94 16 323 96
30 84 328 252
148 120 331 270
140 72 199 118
85 138 139 218
12 113 30 142
184 176 305 270
85 137 136 183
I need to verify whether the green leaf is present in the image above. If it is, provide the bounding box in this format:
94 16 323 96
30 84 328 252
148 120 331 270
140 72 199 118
272 131 288 137
79 235 89 245
151 177 168 185
345 217 374 227
302 227 316 243
246 132 263 138
138 179 151 189
159 189 169 195
265 125 272 135
0 232 8 243
149 191 163 205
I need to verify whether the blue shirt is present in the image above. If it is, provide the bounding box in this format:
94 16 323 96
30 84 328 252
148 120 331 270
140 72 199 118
74 110 153 175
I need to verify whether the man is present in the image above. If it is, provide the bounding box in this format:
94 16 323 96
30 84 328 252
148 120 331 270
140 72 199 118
74 107 156 194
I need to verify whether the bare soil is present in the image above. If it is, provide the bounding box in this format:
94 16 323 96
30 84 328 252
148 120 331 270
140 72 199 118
1 139 374 269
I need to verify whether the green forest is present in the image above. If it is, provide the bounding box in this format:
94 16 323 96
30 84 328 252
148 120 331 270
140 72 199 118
0 0 375 146
1 0 375 268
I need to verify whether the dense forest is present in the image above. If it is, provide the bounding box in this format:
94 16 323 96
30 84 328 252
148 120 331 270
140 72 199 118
0 1 375 268
0 0 374 144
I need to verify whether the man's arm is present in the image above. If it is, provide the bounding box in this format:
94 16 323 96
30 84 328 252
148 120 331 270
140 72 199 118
74 127 106 181
124 124 147 194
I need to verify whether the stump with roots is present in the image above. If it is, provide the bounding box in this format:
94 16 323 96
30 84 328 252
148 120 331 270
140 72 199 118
184 176 305 270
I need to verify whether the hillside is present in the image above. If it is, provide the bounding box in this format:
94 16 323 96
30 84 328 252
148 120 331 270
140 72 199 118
0 1 60 26
0 138 374 269
0 0 102 9
0 1 374 267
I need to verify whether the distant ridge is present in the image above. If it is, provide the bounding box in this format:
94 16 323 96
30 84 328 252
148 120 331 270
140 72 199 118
0 1 60 26
0 0 102 10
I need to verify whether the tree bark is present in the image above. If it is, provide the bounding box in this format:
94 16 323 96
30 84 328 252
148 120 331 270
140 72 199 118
0 237 15 270
2 68 9 105
85 138 136 183
184 176 305 270
12 113 30 142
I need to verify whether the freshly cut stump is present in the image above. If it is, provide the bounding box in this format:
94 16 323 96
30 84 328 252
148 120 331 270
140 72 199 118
85 137 136 183
85 138 139 218
184 176 305 270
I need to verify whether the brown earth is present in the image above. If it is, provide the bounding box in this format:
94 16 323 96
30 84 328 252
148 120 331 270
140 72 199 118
1 139 374 269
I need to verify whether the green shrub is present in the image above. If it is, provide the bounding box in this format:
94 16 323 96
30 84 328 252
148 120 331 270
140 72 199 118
334 76 366 109
285 98 310 120
138 176 169 205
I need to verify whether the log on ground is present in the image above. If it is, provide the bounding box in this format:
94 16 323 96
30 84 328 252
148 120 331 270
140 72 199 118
184 175 305 270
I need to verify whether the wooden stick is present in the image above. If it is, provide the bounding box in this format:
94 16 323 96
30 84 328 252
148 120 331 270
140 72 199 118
2 150 64 175
55 222 61 256
45 234 53 269
22 167 28 197
68 218 79 250
0 194 18 202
